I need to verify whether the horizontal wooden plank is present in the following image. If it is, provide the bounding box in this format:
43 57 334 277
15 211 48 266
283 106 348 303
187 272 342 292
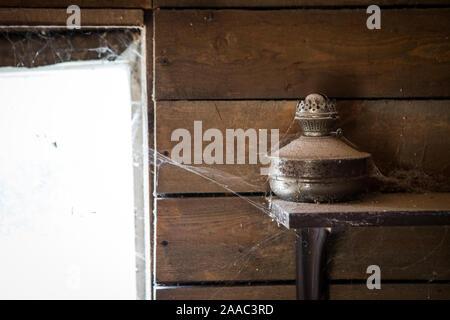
155 9 450 99
156 197 296 283
0 1 151 8
156 197 450 282
0 8 143 25
155 1 450 7
156 284 296 300
272 193 450 228
330 283 450 300
156 100 450 194
156 283 450 300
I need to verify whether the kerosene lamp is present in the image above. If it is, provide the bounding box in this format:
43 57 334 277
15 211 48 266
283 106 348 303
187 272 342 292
269 93 371 202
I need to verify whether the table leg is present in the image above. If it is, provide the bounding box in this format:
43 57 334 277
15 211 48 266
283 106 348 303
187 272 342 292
296 228 329 300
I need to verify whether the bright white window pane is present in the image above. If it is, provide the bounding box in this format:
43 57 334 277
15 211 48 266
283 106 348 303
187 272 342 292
0 61 136 299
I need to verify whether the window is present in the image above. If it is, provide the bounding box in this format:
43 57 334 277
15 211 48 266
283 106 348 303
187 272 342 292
0 28 149 299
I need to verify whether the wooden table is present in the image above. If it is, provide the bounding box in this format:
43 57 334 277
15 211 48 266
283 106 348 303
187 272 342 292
269 193 450 300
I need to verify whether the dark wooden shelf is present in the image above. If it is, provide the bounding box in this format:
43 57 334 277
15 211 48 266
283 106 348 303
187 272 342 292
270 193 450 229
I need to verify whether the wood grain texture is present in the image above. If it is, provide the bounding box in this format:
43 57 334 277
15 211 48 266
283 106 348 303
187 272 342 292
156 100 450 194
0 1 151 8
155 0 450 7
156 284 296 300
156 100 298 194
156 197 450 283
156 283 450 300
330 283 450 300
155 9 450 99
156 197 296 283
0 8 144 25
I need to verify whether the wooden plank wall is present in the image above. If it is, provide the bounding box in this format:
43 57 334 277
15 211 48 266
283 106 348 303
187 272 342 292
153 2 450 299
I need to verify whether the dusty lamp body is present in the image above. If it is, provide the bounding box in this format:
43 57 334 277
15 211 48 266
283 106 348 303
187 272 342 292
269 94 371 202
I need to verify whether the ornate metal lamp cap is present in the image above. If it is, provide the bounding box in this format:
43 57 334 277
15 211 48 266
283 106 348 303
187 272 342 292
295 93 338 136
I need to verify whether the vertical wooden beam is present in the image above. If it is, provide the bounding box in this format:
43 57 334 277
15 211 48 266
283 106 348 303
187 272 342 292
296 228 329 300
144 9 154 300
